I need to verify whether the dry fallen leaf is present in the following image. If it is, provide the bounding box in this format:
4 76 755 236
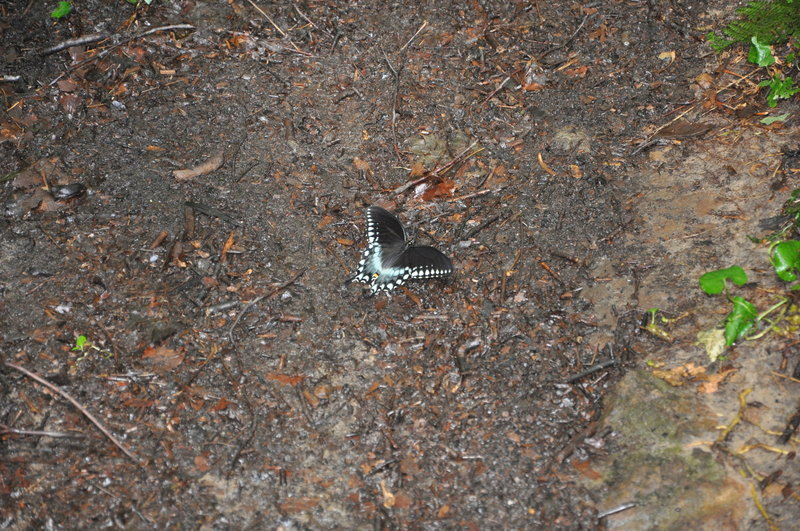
537 152 557 176
194 453 211 472
572 459 602 480
658 50 676 65
421 178 455 200
265 373 305 386
173 149 225 181
141 346 185 372
652 362 706 386
353 157 372 174
380 480 396 508
317 214 335 229
279 497 320 514
697 368 737 393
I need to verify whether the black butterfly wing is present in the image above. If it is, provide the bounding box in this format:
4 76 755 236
393 246 453 279
348 206 406 285
366 206 408 269
349 205 453 293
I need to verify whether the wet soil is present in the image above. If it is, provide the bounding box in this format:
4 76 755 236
1 1 798 529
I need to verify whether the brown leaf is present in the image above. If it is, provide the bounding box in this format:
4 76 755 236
336 237 354 246
421 178 454 200
409 162 427 178
210 397 232 412
265 373 305 386
697 368 736 393
652 362 705 386
279 497 320 513
58 93 81 114
572 459 602 480
655 119 713 139
303 390 320 408
564 66 589 78
173 150 225 181
56 78 80 92
394 491 413 509
353 157 373 174
317 214 335 229
194 453 210 472
380 481 395 508
141 346 185 372
220 231 235 262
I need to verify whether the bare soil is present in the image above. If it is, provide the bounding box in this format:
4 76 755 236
2 1 798 529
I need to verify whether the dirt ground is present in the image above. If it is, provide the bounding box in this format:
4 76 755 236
2 1 799 529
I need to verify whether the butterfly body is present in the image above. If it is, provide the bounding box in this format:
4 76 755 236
348 206 453 293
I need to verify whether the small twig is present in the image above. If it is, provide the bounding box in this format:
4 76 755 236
382 49 404 162
41 33 110 56
392 140 482 195
479 75 512 105
4 361 139 462
228 269 306 343
716 388 752 443
598 502 638 519
246 0 313 56
540 13 593 60
566 359 618 383
49 24 195 86
400 20 428 51
631 67 761 155
0 424 84 438
463 213 502 240
245 0 286 36
292 3 333 39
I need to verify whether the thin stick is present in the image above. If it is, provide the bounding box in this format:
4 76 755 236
480 75 511 105
4 361 139 462
245 0 286 37
400 20 428 51
382 49 404 161
540 13 593 59
41 33 110 56
49 24 195 86
392 141 482 195
631 67 761 155
228 269 306 343
0 424 84 438
566 359 617 383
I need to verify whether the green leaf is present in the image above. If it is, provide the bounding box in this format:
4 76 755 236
72 335 88 351
699 266 748 295
748 36 776 66
760 113 791 124
771 240 800 281
724 296 757 346
50 1 72 19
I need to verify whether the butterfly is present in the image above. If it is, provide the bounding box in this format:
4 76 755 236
347 206 453 293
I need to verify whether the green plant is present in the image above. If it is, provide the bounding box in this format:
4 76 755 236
707 0 800 52
50 1 72 19
707 0 800 107
759 75 800 107
72 334 113 362
770 240 800 286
